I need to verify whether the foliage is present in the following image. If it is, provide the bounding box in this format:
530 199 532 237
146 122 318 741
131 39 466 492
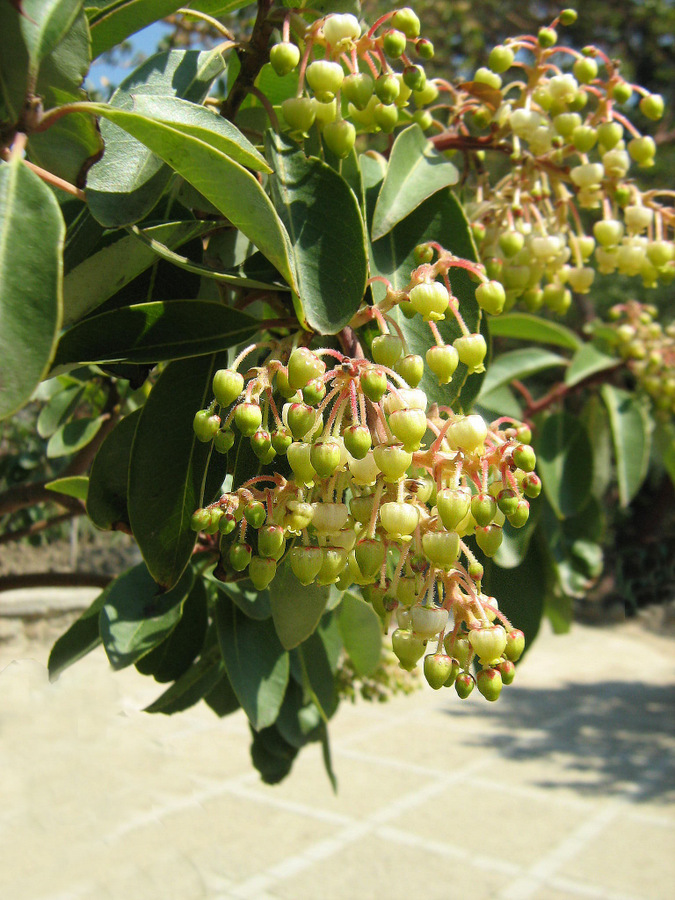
0 0 673 787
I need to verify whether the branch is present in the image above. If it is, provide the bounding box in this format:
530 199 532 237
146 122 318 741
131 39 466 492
0 511 81 547
0 572 112 595
220 0 274 122
517 360 625 420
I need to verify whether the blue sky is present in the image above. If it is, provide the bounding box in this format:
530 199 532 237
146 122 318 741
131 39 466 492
85 21 175 94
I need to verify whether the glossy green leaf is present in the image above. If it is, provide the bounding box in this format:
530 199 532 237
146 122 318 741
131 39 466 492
541 494 605 601
269 565 330 650
336 591 381 677
128 353 227 588
493 505 540 569
482 536 548 657
45 475 89 501
580 395 614 499
87 1 185 59
654 422 675 489
487 312 582 350
210 578 272 621
265 131 367 333
536 411 593 519
130 95 271 173
54 301 259 367
204 674 241 717
361 153 481 408
48 588 106 680
250 724 298 785
479 348 568 397
0 5 29 127
474 384 522 421
100 562 194 669
126 224 291 291
565 343 619 387
21 0 84 74
37 382 84 437
601 385 651 507
62 220 211 326
0 156 64 420
372 125 459 240
135 576 208 682
27 12 103 184
86 48 225 227
275 680 321 749
87 103 296 288
214 595 290 731
144 640 223 714
46 416 103 458
294 630 338 719
86 409 140 530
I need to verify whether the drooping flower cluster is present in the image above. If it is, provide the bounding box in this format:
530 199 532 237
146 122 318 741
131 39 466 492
267 8 673 315
599 301 675 420
191 319 537 700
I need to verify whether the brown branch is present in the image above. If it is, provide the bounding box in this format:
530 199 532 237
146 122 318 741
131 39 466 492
516 361 625 421
0 572 112 594
0 511 81 547
220 0 274 122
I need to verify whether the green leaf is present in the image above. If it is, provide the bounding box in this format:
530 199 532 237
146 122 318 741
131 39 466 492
126 224 291 292
482 537 548 658
27 13 103 185
86 48 225 227
48 588 106 680
487 312 582 350
295 630 338 719
128 352 227 589
493 505 540 569
371 125 458 240
601 385 651 507
210 577 272 620
37 382 84 437
135 575 208 682
268 566 330 650
62 220 212 327
99 562 194 669
265 131 367 333
654 422 675 489
86 409 140 530
204 674 241 717
130 95 271 173
45 475 89 501
46 415 103 458
250 724 298 785
87 1 185 59
478 348 568 396
87 103 296 288
0 5 29 127
214 595 290 731
536 411 594 519
361 154 481 408
336 591 381 677
540 494 605 601
565 343 619 387
54 301 260 368
0 156 64 421
144 641 223 714
21 0 84 74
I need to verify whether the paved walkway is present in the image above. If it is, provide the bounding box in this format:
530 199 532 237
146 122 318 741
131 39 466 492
1 590 674 900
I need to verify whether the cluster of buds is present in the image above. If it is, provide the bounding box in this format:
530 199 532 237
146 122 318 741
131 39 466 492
600 301 675 419
456 10 674 312
191 327 539 699
269 8 438 156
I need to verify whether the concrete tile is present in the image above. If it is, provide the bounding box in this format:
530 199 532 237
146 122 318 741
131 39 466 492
244 741 437 819
571 817 675 899
272 831 507 900
389 780 585 868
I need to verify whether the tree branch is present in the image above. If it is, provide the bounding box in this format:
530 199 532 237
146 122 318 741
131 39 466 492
0 571 112 594
0 511 81 547
220 0 274 122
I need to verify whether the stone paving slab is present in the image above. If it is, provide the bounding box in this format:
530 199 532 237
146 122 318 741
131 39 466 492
0 596 674 900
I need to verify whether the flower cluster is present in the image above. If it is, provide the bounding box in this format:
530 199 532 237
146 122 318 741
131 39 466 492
601 301 675 419
267 8 674 315
191 331 537 699
269 8 438 155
